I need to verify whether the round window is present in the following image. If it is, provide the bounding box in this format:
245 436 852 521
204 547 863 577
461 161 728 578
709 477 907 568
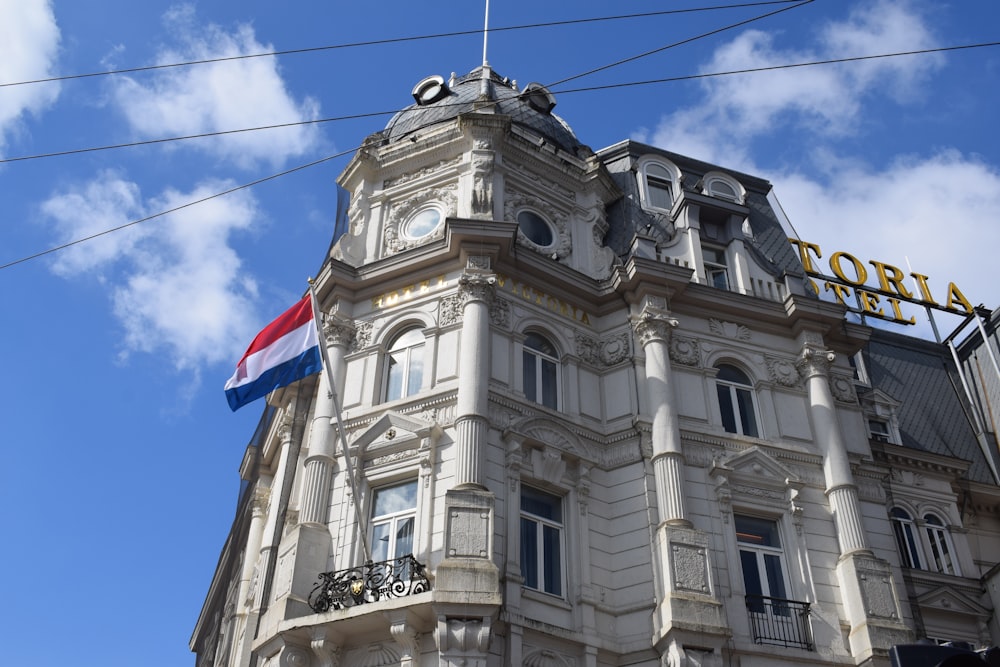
402 208 442 240
517 210 553 247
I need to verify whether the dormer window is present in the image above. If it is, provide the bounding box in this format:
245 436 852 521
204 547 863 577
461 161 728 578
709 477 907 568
703 245 730 290
702 171 745 204
638 159 681 212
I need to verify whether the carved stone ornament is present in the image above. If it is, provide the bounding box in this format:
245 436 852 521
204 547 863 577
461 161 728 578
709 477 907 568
576 331 633 366
796 345 835 379
829 374 857 403
633 309 678 348
458 272 496 306
322 312 356 348
708 318 752 341
383 186 457 256
352 320 373 352
765 356 800 386
490 297 511 329
438 294 464 327
470 150 495 218
503 190 572 259
382 155 462 189
669 335 701 367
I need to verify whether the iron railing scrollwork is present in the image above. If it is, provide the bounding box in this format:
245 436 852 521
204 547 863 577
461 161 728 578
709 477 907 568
745 595 814 650
308 555 430 613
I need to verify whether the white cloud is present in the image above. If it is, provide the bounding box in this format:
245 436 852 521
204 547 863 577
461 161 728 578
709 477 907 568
40 175 263 373
649 0 942 165
0 0 60 156
110 4 320 169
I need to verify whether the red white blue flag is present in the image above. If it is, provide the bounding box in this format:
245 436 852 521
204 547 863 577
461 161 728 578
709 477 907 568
224 295 322 411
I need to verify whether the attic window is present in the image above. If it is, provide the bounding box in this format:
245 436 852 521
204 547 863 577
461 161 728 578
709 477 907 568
411 75 449 105
521 83 556 114
702 172 744 204
517 210 554 248
638 159 681 213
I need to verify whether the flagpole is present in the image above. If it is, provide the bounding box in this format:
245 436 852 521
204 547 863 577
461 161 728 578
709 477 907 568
308 279 372 563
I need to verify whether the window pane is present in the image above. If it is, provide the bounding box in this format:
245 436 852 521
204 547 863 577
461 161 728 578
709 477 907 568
736 388 759 437
372 523 391 562
521 487 561 521
735 515 781 547
523 352 537 402
541 358 558 408
648 179 673 209
740 550 764 598
542 524 562 595
521 517 538 589
386 354 403 401
763 553 787 600
373 481 417 516
406 345 424 395
395 517 414 558
718 384 737 433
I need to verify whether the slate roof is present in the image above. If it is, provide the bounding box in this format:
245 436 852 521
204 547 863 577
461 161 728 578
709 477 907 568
381 67 586 155
864 328 996 484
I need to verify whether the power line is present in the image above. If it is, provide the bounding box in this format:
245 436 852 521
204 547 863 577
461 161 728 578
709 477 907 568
0 148 357 271
0 1 803 89
547 0 814 87
3 41 995 166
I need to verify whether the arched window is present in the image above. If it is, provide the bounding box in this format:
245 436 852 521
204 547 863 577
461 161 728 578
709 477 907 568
702 172 745 204
523 332 559 409
890 508 923 569
923 514 959 575
715 364 760 437
639 160 680 212
384 327 424 402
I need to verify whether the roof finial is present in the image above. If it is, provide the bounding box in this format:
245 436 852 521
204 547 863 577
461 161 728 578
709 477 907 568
482 0 490 67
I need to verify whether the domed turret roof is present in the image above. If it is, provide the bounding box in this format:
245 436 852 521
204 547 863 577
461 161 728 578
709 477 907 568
383 67 584 154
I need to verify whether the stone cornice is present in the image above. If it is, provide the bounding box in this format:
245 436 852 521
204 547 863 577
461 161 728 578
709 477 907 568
870 441 972 478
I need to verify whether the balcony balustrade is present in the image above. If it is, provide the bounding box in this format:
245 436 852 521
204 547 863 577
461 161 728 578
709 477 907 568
745 595 814 650
308 554 430 613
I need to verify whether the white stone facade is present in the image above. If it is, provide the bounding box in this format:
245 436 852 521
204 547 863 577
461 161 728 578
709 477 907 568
192 68 1000 667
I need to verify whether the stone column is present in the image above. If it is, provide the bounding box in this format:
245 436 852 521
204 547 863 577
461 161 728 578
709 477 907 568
635 304 729 663
231 485 269 667
797 341 911 662
299 314 355 526
796 344 869 555
453 269 494 489
633 305 687 525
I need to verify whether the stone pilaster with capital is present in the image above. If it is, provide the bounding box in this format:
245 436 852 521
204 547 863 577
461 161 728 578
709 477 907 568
454 269 495 489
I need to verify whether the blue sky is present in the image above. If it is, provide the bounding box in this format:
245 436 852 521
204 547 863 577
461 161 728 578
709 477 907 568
2 1 998 665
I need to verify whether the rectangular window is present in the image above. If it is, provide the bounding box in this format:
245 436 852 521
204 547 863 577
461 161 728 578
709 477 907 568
702 245 730 290
371 480 417 563
868 419 891 443
520 486 564 596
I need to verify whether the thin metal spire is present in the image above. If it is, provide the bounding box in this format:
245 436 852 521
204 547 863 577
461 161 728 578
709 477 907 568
482 0 490 66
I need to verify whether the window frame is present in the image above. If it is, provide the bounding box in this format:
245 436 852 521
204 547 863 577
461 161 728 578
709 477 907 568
923 513 960 576
715 364 761 438
638 159 681 213
383 326 425 403
369 479 419 564
702 243 731 290
520 485 565 598
890 507 924 569
522 331 560 410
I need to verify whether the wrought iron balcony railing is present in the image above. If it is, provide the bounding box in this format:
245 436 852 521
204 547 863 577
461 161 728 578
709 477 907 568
308 555 430 613
745 595 814 651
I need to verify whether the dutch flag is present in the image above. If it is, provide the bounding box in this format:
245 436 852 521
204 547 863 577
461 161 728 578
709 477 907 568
224 295 323 411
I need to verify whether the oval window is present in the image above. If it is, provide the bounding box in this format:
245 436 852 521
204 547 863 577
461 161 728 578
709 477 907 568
402 208 442 240
517 210 553 247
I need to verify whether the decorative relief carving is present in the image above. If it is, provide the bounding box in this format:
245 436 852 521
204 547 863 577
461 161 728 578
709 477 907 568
829 375 857 403
322 312 356 348
470 150 495 218
503 190 572 259
382 156 461 189
531 447 567 484
709 319 751 341
765 356 800 386
438 294 463 327
490 297 511 329
856 558 900 620
467 255 491 271
575 331 630 367
352 321 373 352
383 186 457 255
669 335 701 366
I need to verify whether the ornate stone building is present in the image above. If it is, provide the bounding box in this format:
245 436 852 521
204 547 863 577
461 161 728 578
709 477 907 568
191 66 1000 667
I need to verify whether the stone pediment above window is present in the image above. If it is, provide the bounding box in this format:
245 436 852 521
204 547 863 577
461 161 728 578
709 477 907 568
711 447 804 506
916 586 990 617
350 411 442 461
